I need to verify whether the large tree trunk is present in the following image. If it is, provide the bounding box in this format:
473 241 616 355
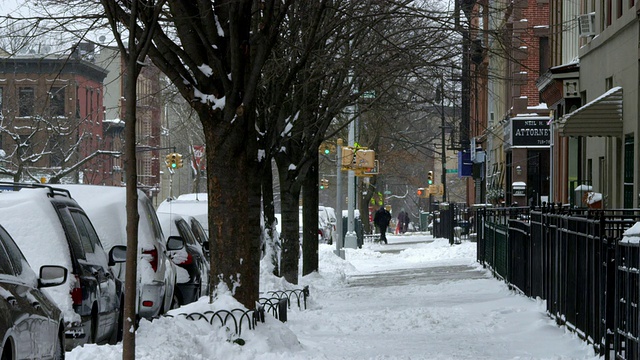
279 182 302 284
204 112 261 309
302 157 319 275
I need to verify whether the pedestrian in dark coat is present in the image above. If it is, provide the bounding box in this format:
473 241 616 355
402 211 410 233
373 206 392 244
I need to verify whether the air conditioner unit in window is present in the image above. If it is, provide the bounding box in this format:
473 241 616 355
578 12 596 37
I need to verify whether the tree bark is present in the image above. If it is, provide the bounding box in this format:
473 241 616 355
279 179 302 284
203 111 262 307
302 157 319 275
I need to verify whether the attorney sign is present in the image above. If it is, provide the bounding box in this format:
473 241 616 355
511 116 550 148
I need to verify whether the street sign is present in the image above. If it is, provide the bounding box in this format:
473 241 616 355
446 169 458 174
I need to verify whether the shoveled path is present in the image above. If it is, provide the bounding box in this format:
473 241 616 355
284 233 599 360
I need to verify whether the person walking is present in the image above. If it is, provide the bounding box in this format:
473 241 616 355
373 206 392 244
402 211 410 233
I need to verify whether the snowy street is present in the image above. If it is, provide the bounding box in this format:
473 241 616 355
68 234 601 359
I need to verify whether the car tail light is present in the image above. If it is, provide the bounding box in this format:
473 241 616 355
70 275 82 306
142 248 158 272
142 300 154 307
177 253 193 266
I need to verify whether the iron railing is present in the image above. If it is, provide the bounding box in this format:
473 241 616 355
476 206 640 360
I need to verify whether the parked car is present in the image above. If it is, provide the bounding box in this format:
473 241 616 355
58 184 182 320
0 183 126 350
156 213 210 306
0 223 67 359
319 206 337 244
157 194 208 237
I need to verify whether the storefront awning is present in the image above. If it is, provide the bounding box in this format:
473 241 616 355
558 86 623 137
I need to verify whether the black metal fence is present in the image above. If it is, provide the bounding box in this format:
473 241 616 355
432 203 472 245
476 206 640 360
165 286 310 336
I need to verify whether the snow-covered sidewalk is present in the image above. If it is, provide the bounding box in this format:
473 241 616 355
68 234 601 359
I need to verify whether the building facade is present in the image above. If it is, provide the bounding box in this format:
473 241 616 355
473 0 551 207
96 47 163 201
0 47 111 184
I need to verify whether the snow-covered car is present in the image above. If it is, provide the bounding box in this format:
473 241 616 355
318 206 336 244
156 213 210 306
0 183 126 350
59 184 182 320
157 193 208 237
0 223 67 359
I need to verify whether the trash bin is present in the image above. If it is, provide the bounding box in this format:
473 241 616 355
420 211 429 231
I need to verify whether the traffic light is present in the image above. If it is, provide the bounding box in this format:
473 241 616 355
170 153 178 168
417 187 425 198
427 171 434 185
175 153 183 168
319 143 335 155
320 178 329 189
165 153 174 169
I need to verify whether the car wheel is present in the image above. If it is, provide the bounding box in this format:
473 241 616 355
109 298 124 344
54 327 65 360
1 339 12 360
89 305 98 344
170 290 181 309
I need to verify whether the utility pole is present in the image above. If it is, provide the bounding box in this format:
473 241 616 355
334 138 345 259
440 80 447 202
345 113 358 248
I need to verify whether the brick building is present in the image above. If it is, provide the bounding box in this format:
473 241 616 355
0 46 113 184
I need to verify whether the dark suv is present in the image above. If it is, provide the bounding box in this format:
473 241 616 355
0 182 126 350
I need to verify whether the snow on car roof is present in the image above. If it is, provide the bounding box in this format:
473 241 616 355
57 184 157 251
156 211 194 239
157 196 208 233
0 187 77 322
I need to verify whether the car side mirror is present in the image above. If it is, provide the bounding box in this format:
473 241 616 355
108 245 127 266
38 265 67 288
167 236 184 251
202 241 209 252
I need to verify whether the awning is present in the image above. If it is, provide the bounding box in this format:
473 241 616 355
558 86 623 137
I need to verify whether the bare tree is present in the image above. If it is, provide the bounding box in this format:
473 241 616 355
257 0 460 280
96 0 295 310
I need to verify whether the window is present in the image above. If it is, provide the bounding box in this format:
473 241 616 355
0 226 26 277
177 220 197 246
58 207 86 260
49 86 66 117
19 87 35 117
72 211 95 254
0 240 14 275
71 211 108 268
624 135 634 208
48 135 64 167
